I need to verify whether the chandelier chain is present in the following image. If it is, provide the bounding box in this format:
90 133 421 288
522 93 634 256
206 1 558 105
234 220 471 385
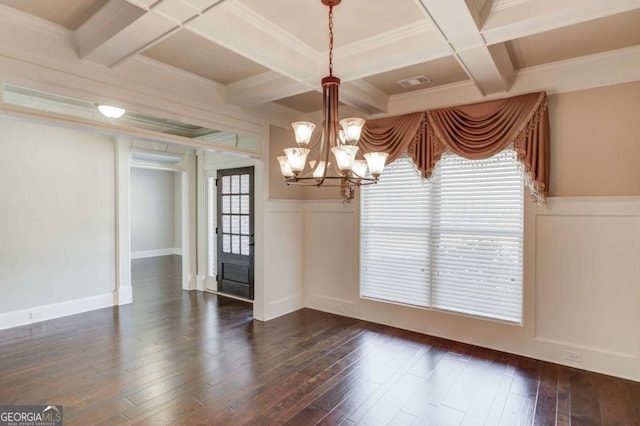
328 4 334 76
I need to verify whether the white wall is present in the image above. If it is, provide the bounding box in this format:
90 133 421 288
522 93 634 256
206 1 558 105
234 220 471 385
130 167 179 258
0 116 116 328
174 172 182 250
263 199 304 320
303 196 640 381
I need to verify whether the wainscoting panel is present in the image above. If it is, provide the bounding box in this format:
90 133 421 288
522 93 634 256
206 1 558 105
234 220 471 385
304 201 359 316
534 198 640 362
262 200 305 320
535 215 640 356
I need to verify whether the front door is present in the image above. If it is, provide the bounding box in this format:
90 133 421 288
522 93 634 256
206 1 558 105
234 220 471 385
216 166 254 300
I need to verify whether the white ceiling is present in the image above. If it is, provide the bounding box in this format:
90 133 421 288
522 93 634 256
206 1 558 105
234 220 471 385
0 0 638 115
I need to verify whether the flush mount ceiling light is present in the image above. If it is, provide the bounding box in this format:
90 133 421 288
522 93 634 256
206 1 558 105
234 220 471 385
277 0 389 196
97 104 126 118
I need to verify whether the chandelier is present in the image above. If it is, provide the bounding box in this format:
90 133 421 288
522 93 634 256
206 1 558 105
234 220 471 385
277 0 389 199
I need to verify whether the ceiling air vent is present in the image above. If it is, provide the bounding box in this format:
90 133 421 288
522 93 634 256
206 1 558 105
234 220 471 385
396 75 431 88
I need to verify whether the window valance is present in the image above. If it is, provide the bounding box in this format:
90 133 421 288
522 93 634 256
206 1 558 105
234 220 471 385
359 92 550 202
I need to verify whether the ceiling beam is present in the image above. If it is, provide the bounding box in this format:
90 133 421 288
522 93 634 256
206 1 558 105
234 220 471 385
482 0 640 45
227 72 312 107
74 0 226 67
418 0 514 96
340 80 390 115
225 22 450 111
185 1 320 83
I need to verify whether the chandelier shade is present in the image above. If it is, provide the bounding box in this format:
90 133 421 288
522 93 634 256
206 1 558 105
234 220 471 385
283 147 310 173
340 118 365 144
291 122 316 145
277 0 388 200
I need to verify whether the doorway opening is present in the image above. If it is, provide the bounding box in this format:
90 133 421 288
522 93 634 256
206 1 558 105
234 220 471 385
208 166 255 301
129 149 188 292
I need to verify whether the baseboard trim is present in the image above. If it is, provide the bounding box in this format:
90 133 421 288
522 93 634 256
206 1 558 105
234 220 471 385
0 292 116 331
265 295 304 321
131 248 182 259
118 286 133 305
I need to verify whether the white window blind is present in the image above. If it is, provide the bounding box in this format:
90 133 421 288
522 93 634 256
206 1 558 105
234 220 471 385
360 158 431 308
360 149 524 323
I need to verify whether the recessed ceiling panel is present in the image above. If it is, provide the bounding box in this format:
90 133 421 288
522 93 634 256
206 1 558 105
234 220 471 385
275 91 323 113
0 0 109 29
237 0 427 51
505 9 640 69
363 56 470 95
142 29 269 85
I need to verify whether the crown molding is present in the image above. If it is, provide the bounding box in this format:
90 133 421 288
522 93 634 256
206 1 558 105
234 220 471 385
387 45 640 116
333 30 452 83
0 4 70 38
125 0 157 9
133 55 227 97
186 9 317 83
227 71 312 107
511 44 640 94
340 80 390 115
483 0 640 45
490 0 533 12
335 20 434 60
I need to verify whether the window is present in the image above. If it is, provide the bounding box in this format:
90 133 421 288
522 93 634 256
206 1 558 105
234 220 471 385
360 149 524 323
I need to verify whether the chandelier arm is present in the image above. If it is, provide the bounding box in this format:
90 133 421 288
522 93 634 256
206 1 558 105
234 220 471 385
313 123 329 185
329 75 344 176
286 175 377 187
305 131 323 150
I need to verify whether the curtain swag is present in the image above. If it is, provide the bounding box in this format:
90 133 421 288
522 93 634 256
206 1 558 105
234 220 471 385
360 92 550 203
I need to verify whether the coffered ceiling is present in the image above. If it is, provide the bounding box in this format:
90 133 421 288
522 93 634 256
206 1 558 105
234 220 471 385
0 0 638 116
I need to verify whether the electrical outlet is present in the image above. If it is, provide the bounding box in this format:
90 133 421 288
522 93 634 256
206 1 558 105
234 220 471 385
564 350 582 363
30 310 44 320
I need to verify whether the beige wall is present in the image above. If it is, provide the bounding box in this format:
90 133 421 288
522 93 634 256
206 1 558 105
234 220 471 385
548 81 640 196
269 125 304 200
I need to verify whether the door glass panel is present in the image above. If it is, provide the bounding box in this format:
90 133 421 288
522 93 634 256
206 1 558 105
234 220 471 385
241 236 250 255
231 235 240 254
241 174 250 193
223 234 231 253
241 195 249 214
222 195 230 214
222 215 230 233
241 216 249 235
231 195 240 214
231 216 240 234
222 176 231 194
231 175 240 194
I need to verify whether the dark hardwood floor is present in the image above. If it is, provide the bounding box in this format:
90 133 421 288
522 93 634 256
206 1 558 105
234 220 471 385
1 255 639 425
